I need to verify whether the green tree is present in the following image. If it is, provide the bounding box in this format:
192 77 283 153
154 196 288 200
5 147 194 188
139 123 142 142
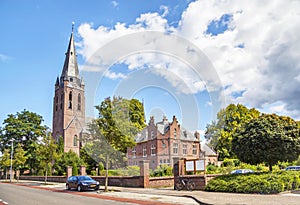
53 150 83 176
0 110 47 174
232 114 300 171
37 132 58 184
13 143 27 179
0 149 11 179
205 104 260 160
85 97 145 191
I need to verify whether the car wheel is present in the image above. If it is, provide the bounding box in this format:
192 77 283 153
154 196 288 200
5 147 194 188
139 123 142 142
77 185 82 192
66 184 71 190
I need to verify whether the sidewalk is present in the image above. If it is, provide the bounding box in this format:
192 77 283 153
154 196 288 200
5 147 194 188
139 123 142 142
2 180 300 205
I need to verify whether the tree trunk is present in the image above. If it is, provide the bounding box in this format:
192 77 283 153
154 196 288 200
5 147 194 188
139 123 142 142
269 164 272 172
104 155 109 192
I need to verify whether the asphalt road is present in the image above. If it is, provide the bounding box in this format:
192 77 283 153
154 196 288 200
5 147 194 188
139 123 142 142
0 183 137 205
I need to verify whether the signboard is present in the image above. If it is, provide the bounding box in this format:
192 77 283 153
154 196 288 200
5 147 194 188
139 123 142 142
185 159 205 172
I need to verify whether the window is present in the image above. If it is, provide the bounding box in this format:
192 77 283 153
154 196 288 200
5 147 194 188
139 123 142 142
143 146 147 157
78 93 81 111
60 94 63 109
192 144 197 155
73 135 78 146
183 144 187 155
174 128 177 139
68 91 72 109
132 148 136 158
173 143 178 154
55 96 58 111
151 144 156 156
151 131 154 139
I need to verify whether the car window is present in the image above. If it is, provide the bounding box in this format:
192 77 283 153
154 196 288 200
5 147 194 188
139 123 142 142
79 176 92 181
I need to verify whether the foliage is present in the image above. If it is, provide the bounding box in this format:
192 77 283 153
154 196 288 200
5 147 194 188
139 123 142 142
94 96 146 153
205 171 300 194
232 114 300 171
150 165 173 177
85 96 146 191
0 149 11 176
296 156 300 166
53 150 84 176
205 104 260 160
13 143 27 171
37 132 58 181
0 110 48 174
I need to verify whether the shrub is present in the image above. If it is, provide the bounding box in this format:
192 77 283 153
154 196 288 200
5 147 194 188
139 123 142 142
127 166 140 176
205 171 300 194
150 165 173 177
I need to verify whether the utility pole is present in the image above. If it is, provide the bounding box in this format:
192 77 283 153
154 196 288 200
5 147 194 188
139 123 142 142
10 139 14 183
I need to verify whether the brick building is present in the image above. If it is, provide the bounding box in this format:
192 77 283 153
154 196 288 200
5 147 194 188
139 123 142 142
127 116 201 170
52 26 85 155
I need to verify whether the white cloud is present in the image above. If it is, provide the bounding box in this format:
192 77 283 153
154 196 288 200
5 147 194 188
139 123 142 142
0 53 11 62
77 0 300 120
111 1 118 8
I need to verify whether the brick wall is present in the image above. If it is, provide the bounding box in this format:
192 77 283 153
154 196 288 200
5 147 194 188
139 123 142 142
19 176 67 183
149 176 174 188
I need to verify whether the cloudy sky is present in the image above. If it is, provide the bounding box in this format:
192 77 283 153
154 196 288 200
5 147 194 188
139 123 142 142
1 0 300 134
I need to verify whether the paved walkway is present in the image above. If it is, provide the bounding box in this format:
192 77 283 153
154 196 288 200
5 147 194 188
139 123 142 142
2 180 300 205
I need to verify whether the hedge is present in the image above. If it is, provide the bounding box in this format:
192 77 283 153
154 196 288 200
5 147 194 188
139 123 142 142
205 171 300 194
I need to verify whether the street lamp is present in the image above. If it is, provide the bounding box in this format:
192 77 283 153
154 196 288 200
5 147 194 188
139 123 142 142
9 139 14 183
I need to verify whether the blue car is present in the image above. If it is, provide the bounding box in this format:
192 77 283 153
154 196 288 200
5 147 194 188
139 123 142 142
66 175 100 191
231 169 254 174
285 166 300 171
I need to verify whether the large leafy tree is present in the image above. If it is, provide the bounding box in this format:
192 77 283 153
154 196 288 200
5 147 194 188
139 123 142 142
85 96 146 191
0 110 48 173
205 104 260 160
232 114 300 171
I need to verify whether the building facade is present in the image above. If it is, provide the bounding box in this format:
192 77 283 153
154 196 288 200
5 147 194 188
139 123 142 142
127 116 201 170
52 28 85 155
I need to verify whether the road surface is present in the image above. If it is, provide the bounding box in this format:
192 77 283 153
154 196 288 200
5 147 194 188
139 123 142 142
0 182 137 205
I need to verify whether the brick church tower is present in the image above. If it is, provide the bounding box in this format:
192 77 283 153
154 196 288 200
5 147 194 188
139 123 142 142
52 26 85 155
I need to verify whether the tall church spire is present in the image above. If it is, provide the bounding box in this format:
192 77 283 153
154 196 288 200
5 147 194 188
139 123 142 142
61 23 79 81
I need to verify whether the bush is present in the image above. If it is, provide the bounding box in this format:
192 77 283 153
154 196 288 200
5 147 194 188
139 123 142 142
150 165 173 177
127 166 140 176
205 171 300 194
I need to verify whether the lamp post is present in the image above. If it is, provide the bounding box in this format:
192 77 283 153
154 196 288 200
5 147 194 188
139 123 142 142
9 139 14 183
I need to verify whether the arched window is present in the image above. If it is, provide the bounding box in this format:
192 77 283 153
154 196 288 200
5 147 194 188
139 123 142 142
73 135 78 146
174 128 177 138
68 91 72 109
78 93 81 111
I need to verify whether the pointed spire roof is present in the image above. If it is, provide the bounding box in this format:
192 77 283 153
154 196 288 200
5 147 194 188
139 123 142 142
61 23 79 80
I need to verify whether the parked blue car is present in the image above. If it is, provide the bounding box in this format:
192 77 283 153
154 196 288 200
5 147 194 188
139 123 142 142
66 175 100 191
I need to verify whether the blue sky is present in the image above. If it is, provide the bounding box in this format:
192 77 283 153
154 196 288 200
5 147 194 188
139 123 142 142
1 0 300 135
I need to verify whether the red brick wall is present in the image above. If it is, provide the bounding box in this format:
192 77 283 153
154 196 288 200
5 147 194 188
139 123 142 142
149 176 174 188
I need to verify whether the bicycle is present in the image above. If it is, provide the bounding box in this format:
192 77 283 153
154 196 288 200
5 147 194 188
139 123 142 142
175 176 195 191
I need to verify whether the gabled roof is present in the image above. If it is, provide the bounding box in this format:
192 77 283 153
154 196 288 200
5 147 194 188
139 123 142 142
201 143 217 156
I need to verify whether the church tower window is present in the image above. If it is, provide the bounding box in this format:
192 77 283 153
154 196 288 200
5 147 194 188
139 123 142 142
78 93 81 111
68 91 72 109
73 135 78 146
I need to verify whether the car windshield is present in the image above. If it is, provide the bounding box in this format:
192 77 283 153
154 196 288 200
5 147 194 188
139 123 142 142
78 176 92 181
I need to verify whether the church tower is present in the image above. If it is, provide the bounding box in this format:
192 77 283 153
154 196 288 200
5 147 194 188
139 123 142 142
52 25 85 155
